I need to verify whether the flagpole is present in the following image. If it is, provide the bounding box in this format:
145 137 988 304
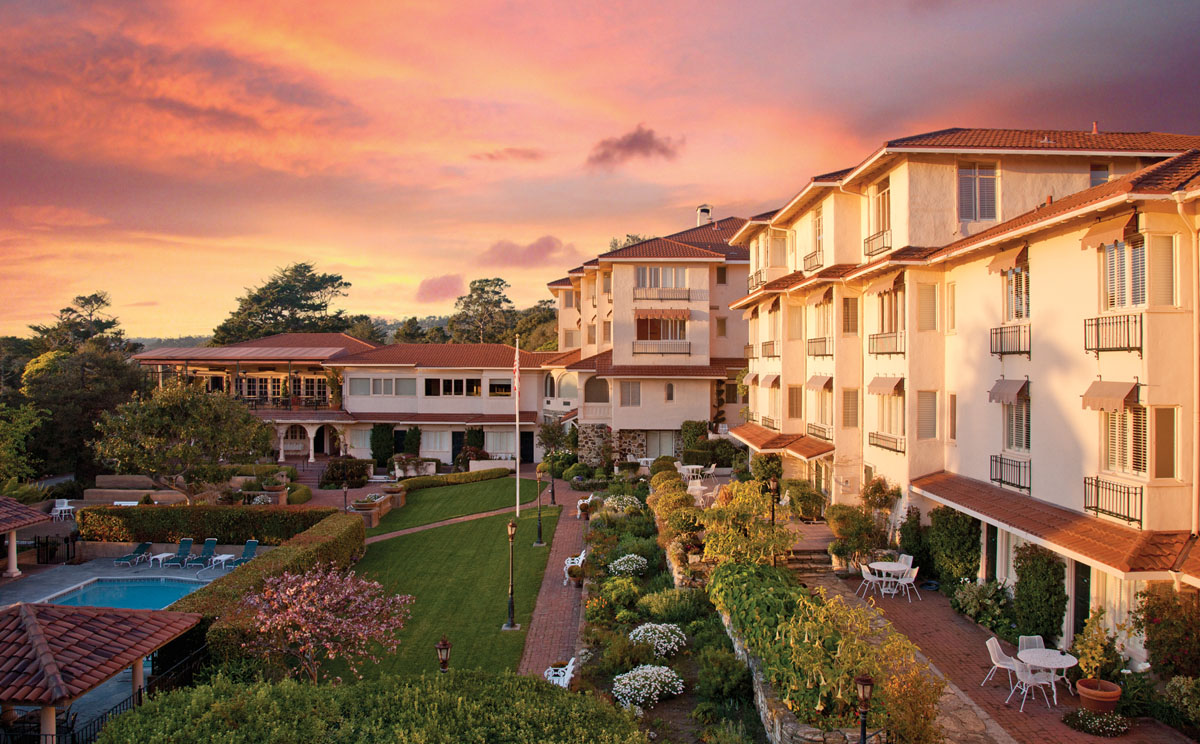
515 336 521 518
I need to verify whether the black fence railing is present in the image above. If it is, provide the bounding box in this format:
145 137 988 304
990 454 1031 492
761 341 778 358
869 431 905 452
990 324 1031 356
35 534 78 565
807 422 833 441
1083 476 1143 528
803 249 824 272
744 343 757 359
868 331 904 355
807 337 833 357
864 229 892 256
761 416 779 431
748 269 767 291
1084 313 1142 355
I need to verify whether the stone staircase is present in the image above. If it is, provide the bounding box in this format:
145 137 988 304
783 547 834 580
289 459 328 489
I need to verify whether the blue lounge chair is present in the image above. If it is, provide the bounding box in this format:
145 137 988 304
113 542 152 567
184 538 218 568
232 539 258 567
161 538 194 568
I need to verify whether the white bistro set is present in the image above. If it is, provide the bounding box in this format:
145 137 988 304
856 555 922 602
983 634 1078 712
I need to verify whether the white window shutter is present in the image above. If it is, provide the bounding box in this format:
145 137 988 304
1131 406 1147 474
1130 237 1146 306
917 391 936 440
788 386 803 418
842 388 859 428
917 285 937 331
1149 236 1174 306
978 171 996 220
958 169 976 221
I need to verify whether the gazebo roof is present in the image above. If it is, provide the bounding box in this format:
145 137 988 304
0 497 51 533
0 604 201 705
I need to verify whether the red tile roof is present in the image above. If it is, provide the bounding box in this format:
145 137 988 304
228 332 382 351
252 410 355 423
785 437 835 461
0 497 50 533
666 216 751 260
728 423 801 451
563 349 734 378
0 603 200 705
541 348 581 367
886 128 1200 153
599 237 726 261
911 471 1189 575
332 343 549 369
547 277 573 288
811 166 854 182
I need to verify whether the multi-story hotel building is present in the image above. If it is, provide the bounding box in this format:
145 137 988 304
729 128 1200 643
541 209 751 463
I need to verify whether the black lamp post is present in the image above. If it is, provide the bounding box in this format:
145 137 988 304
342 482 348 512
855 674 874 744
548 466 556 505
533 470 545 547
501 519 519 630
768 476 779 567
435 635 452 673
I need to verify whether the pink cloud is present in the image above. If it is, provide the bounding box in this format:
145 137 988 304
471 147 544 162
415 274 464 303
586 124 683 170
478 235 582 267
9 205 109 228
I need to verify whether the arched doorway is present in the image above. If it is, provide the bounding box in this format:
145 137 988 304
282 425 308 459
314 424 340 456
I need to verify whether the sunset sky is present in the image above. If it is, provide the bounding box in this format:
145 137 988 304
2 0 1198 337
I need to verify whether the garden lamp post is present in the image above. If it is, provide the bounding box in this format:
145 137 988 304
435 635 452 673
501 519 519 630
855 673 874 744
533 470 545 547
548 466 556 505
342 482 348 512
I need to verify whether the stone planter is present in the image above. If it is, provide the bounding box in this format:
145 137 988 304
1077 678 1121 713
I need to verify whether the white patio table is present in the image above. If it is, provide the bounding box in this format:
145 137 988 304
1018 648 1077 704
148 552 174 568
210 553 236 569
637 457 655 469
680 465 704 480
868 561 908 596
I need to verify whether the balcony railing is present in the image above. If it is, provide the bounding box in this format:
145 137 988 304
868 331 904 355
990 454 1031 492
761 416 779 431
745 411 759 424
807 422 833 441
1084 313 1143 355
748 269 767 291
864 229 892 257
761 340 778 357
582 404 611 419
803 249 824 272
807 337 833 357
240 395 333 411
1084 476 1144 528
990 324 1031 357
869 431 905 452
633 287 691 301
632 340 690 354
744 343 757 359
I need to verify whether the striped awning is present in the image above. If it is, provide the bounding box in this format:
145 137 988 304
744 373 759 386
865 271 902 295
635 309 689 320
806 287 833 306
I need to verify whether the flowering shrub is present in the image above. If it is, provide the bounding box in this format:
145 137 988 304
628 623 687 658
585 595 612 624
605 494 642 513
1166 676 1200 724
608 553 649 576
1131 584 1200 678
1061 708 1130 737
611 664 685 709
250 493 273 505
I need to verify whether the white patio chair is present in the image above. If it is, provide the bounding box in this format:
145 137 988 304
895 566 922 602
700 464 717 483
1018 635 1044 653
543 657 576 688
50 499 75 521
981 637 1016 690
898 553 914 568
856 565 883 598
1005 660 1053 712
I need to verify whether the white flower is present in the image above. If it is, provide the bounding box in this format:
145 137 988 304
608 554 649 576
628 623 687 658
251 494 273 505
611 665 684 709
604 494 642 512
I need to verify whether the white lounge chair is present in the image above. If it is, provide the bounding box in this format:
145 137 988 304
544 657 576 688
563 549 587 585
895 567 922 602
1006 660 1054 712
981 637 1016 690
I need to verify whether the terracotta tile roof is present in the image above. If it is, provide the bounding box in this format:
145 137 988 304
332 343 548 369
785 437 835 461
750 209 778 220
0 497 50 533
911 471 1190 575
541 348 581 367
599 237 726 261
252 410 355 423
565 349 605 371
547 277 573 288
728 423 800 451
349 411 537 425
763 270 806 291
0 603 200 705
1175 539 1200 586
134 345 350 363
811 166 854 182
932 150 1200 261
560 408 578 422
583 258 599 267
710 357 748 371
228 332 382 351
568 265 585 275
886 128 1200 153
563 349 731 378
665 216 749 257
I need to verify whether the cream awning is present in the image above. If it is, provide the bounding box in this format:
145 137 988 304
988 378 1030 404
805 374 832 390
806 287 833 306
865 271 901 295
743 373 759 386
867 376 904 395
742 307 757 320
1080 214 1136 251
987 245 1028 274
1082 380 1138 412
760 374 780 388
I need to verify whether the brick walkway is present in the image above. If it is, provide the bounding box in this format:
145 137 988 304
844 576 1189 744
364 505 520 545
517 478 587 676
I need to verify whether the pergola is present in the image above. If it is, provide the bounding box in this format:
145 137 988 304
0 496 50 578
0 603 201 738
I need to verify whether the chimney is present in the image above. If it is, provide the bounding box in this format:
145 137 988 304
1045 195 1054 206
696 204 713 226
1091 121 1099 135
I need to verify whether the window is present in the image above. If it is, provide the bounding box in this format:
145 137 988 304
302 377 327 398
813 205 824 253
864 464 875 485
564 291 575 308
603 321 611 343
1154 408 1177 479
958 162 997 221
1090 163 1110 188
946 283 957 331
725 382 741 406
489 379 512 397
635 266 661 288
665 383 674 402
441 379 460 396
813 296 833 337
878 284 904 333
1004 263 1031 321
635 318 686 340
602 272 612 293
877 393 904 435
1105 406 1146 475
350 429 371 449
1103 238 1146 308
485 431 514 454
544 375 555 398
586 324 596 344
395 378 416 396
788 386 803 418
917 391 937 440
1004 398 1031 453
424 379 440 397
646 431 675 458
269 377 282 397
583 377 608 402
372 378 392 395
842 297 858 335
1149 235 1176 306
917 284 938 332
788 306 804 340
716 266 727 285
949 394 957 441
349 378 370 396
716 317 727 337
662 267 687 288
842 388 859 428
814 387 834 426
619 381 641 407
872 178 891 233
424 431 449 452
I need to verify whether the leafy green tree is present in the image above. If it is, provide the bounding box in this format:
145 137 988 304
449 278 515 343
93 380 273 504
422 325 450 344
392 317 424 343
211 263 358 345
0 404 44 481
0 336 34 406
369 424 395 468
402 426 421 455
536 420 569 454
29 291 140 355
345 316 386 344
509 299 557 349
608 234 649 251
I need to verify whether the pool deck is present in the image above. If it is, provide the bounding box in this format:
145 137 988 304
0 558 223 606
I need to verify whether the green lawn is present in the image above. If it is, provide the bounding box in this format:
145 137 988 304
366 476 546 536
354 507 561 676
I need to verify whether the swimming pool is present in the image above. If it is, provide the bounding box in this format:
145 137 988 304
40 577 206 610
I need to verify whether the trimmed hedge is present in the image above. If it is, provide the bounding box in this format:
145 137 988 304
286 484 313 505
77 505 336 545
649 456 678 476
401 467 512 493
232 464 298 481
320 458 375 488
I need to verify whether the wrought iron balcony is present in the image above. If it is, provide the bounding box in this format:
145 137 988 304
633 287 691 301
748 269 767 291
761 416 779 431
632 340 690 354
803 249 824 272
990 324 1031 357
990 454 1031 492
745 411 759 424
868 331 904 355
868 431 905 452
1084 313 1142 356
761 340 778 357
744 343 757 359
807 337 832 357
807 422 833 441
1084 476 1143 528
864 229 892 257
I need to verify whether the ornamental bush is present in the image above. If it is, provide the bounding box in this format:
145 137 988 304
680 420 709 450
1166 676 1200 724
748 453 782 482
369 424 395 468
649 456 678 476
286 484 312 505
1061 709 1130 738
612 664 685 710
608 553 649 577
636 588 709 624
400 468 511 492
605 494 642 513
98 671 650 744
650 470 683 491
628 623 687 658
320 458 375 488
926 507 980 587
897 505 933 576
1011 543 1068 644
77 505 336 545
563 463 591 481
681 449 710 466
781 479 825 521
860 476 901 512
1131 584 1200 679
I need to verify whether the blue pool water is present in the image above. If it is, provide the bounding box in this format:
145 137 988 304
45 578 205 610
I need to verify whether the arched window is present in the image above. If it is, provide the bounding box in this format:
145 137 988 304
665 383 675 402
559 374 578 400
285 424 307 440
544 374 555 398
583 376 609 403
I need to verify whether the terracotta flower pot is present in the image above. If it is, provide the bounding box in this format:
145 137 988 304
1076 678 1121 714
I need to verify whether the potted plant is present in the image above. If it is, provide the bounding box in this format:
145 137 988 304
1074 607 1123 713
578 500 592 521
566 564 584 587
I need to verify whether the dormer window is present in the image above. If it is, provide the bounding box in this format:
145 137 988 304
958 163 997 221
1090 163 1110 188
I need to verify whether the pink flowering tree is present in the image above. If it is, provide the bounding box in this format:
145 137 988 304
240 563 414 683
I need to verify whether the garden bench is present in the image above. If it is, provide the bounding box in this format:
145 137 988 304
543 657 576 688
562 548 587 585
575 494 600 519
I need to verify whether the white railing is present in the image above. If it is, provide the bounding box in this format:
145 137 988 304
582 404 611 419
